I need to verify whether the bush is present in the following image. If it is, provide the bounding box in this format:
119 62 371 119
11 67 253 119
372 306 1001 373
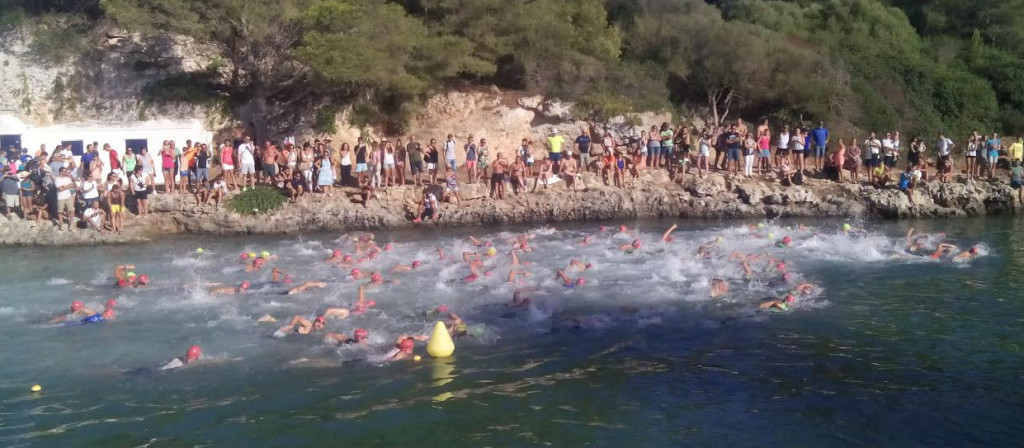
227 186 287 216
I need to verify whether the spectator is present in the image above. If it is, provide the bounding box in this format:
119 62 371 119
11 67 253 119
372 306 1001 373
985 133 1001 179
575 128 592 174
339 142 353 187
54 166 76 230
412 188 439 223
812 121 829 172
1 170 20 216
426 138 440 184
936 132 954 183
130 166 150 216
220 139 237 190
82 200 106 231
1010 137 1023 162
546 128 564 174
443 134 457 174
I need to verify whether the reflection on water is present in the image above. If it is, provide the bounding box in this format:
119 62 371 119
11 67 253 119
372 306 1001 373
0 217 1021 447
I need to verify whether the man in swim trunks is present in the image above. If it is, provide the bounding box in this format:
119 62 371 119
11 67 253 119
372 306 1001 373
48 301 97 323
160 345 202 370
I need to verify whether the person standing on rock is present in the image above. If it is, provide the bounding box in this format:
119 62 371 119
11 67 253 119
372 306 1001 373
426 138 441 184
408 139 424 186
338 142 353 187
54 166 76 230
724 125 741 176
477 138 491 182
219 139 236 190
355 137 369 185
575 128 592 174
697 130 710 178
985 133 1000 179
444 134 457 175
490 152 509 198
547 128 565 175
238 136 256 191
811 121 829 172
397 137 412 186
936 132 954 183
261 141 280 185
464 135 478 184
776 124 790 169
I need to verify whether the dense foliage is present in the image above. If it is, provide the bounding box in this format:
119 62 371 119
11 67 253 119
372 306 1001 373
2 0 1021 138
227 185 288 215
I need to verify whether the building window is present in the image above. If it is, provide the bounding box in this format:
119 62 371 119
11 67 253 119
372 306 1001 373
1 134 22 155
61 140 84 156
125 139 148 153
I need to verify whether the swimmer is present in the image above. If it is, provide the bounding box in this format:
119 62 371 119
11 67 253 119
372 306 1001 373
101 298 117 320
581 235 591 245
468 236 492 247
775 236 793 248
208 281 250 295
284 280 327 295
48 301 97 323
391 260 424 273
567 258 593 271
325 249 346 263
930 243 958 260
324 328 369 346
619 239 642 252
556 269 585 289
445 312 469 338
510 287 537 308
792 282 816 295
905 228 930 255
350 285 376 314
759 294 796 312
276 314 328 336
245 256 268 272
952 245 981 261
350 268 363 280
436 247 446 260
710 278 729 298
113 264 135 284
160 345 202 370
661 223 678 242
696 236 723 258
366 271 395 286
386 334 428 361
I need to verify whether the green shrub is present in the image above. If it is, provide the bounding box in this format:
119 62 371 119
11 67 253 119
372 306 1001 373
227 186 287 216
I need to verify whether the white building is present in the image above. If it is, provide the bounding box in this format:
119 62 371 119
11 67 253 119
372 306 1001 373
0 113 212 184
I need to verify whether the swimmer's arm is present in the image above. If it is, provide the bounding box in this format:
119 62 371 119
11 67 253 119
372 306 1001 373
661 224 677 242
272 268 286 282
436 247 445 260
356 285 366 306
391 265 411 273
322 307 351 320
511 251 520 266
469 236 482 246
742 260 752 278
47 313 70 324
322 332 348 344
556 269 571 285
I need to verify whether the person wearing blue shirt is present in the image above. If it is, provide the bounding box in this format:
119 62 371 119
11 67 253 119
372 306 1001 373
811 122 829 172
985 133 1001 179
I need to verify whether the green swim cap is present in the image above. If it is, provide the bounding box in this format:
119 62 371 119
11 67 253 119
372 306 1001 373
757 222 765 228
248 252 257 259
768 233 774 239
261 251 271 258
842 223 852 231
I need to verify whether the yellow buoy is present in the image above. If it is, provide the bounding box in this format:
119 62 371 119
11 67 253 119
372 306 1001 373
30 384 41 392
426 321 454 358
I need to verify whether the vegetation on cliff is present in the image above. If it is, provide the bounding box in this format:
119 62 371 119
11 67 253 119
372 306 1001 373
2 0 1022 139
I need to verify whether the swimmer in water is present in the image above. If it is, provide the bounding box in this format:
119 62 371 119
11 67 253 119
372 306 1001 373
391 260 423 273
443 312 469 338
952 245 981 261
619 239 642 252
567 258 593 272
245 257 268 272
101 299 117 320
930 243 958 260
325 249 347 263
436 247 446 261
904 228 930 255
284 280 327 295
48 301 96 323
509 287 537 309
160 345 202 370
113 264 135 284
468 236 492 247
710 278 729 298
556 269 585 289
661 223 678 242
759 294 796 312
365 271 396 286
323 328 370 346
696 236 723 258
276 314 330 336
208 280 250 295
386 335 429 361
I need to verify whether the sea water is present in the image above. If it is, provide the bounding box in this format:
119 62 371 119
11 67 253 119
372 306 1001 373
0 218 1021 447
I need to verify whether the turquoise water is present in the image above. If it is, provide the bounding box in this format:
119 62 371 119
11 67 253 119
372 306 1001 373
1 218 1021 447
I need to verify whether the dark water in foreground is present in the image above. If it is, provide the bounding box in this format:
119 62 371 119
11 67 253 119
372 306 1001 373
0 218 1021 447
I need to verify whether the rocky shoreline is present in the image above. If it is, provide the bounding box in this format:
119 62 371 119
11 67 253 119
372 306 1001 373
1 171 1019 247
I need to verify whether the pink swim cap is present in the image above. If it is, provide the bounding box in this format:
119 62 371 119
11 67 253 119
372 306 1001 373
665 236 674 242
370 272 382 283
138 274 150 285
384 243 393 251
186 345 201 362
484 240 493 247
437 304 448 313
366 300 376 307
599 226 607 231
583 236 591 243
240 253 248 260
71 301 84 312
576 278 586 286
343 254 353 262
585 263 593 269
619 225 627 232
632 239 642 249
350 268 361 278
412 260 422 268
105 298 117 308
463 273 478 282
369 252 378 260
520 242 528 250
240 281 251 290
484 270 492 277
398 338 415 351
354 328 369 340
117 279 129 287
785 294 795 303
283 277 293 284
332 249 341 257
782 236 793 245
776 262 786 271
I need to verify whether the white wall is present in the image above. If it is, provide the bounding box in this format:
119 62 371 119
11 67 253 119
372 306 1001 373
0 113 212 184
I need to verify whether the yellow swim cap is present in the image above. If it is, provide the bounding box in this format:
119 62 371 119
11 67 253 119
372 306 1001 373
486 247 497 256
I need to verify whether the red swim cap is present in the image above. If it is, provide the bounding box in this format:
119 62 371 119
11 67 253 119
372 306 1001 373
350 268 361 278
343 254 353 262
366 300 376 307
665 236 674 242
354 328 369 340
632 239 642 249
484 270 492 277
412 260 422 268
785 294 795 303
969 246 979 254
314 315 326 324
105 298 117 308
138 274 149 285
599 226 607 232
332 249 341 257
117 279 129 287
782 236 793 245
370 272 382 283
398 338 415 351
384 243 393 251
71 301 84 312
619 225 627 232
436 304 448 313
576 277 586 286
239 253 248 260
463 273 478 282
283 277 293 284
186 345 202 362
240 281 251 290
253 258 266 266
776 262 787 271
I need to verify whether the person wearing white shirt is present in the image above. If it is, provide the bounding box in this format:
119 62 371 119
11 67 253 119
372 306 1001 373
936 132 954 183
881 133 896 171
80 177 99 207
864 132 882 169
238 136 256 190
